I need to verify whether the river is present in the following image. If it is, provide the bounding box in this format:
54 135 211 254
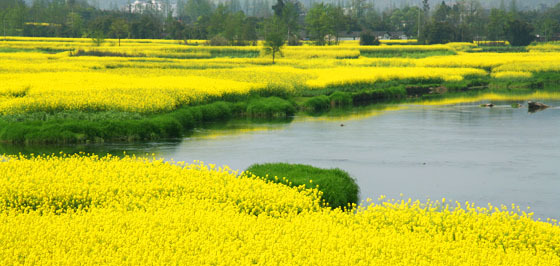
3 99 559 220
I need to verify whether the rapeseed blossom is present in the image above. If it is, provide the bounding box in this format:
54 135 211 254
0 154 559 264
2 38 559 114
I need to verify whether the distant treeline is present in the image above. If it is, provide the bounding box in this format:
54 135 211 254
1 0 559 45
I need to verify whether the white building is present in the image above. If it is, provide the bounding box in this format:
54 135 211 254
125 0 175 15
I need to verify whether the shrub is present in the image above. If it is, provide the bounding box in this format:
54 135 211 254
303 95 330 112
247 97 296 118
360 31 380 46
329 91 352 107
199 101 233 121
208 34 230 46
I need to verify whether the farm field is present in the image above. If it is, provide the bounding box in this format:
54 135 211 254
2 37 560 143
0 154 559 264
2 37 560 264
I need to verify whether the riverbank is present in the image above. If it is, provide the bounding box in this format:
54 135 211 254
3 38 560 143
2 73 560 144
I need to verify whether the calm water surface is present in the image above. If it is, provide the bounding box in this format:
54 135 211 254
5 102 560 220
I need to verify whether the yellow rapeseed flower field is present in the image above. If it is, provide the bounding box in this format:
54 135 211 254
1 37 560 115
0 154 558 264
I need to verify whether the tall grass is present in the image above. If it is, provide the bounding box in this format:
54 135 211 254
0 98 296 144
245 163 359 209
246 97 296 118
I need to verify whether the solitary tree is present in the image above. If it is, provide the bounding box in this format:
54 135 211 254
110 19 129 46
263 17 286 64
91 30 105 46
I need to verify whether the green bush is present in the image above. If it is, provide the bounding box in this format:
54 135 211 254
329 91 352 107
359 31 380 46
303 95 330 112
245 163 359 209
198 101 233 121
247 97 296 118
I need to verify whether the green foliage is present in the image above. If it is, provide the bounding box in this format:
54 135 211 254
129 15 162 39
110 19 129 46
247 97 295 118
329 91 353 107
305 3 346 45
487 8 509 41
424 21 454 44
208 34 230 46
263 17 287 64
303 95 330 112
0 101 237 144
281 1 303 45
245 163 360 209
91 31 105 46
2 0 560 46
506 19 535 46
359 31 380 46
182 0 213 22
223 11 246 45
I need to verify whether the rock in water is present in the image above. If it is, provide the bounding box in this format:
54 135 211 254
528 101 549 113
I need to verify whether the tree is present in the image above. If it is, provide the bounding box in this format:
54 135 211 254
419 0 430 43
110 19 129 46
1 8 8 38
166 19 186 40
242 17 258 45
304 4 347 45
281 0 303 45
184 0 213 23
487 8 509 41
433 1 451 23
462 0 484 42
66 12 83 38
424 21 454 44
422 0 430 17
330 5 347 44
509 0 518 15
88 15 114 38
388 6 422 37
1 0 26 37
130 14 163 39
349 0 366 24
208 3 228 36
359 31 380 45
506 19 535 46
306 3 340 45
223 11 245 45
263 17 286 64
272 0 285 17
91 30 105 46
